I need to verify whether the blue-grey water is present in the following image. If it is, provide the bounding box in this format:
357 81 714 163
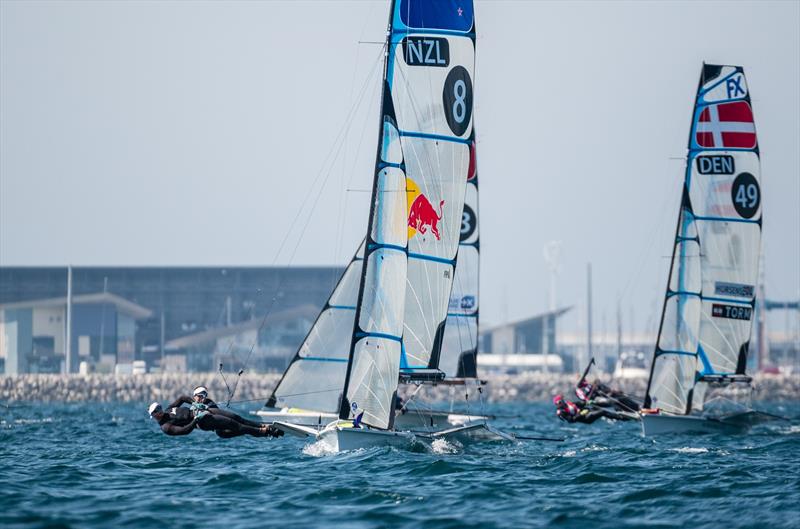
1 402 798 529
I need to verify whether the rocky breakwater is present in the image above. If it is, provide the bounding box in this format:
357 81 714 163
1 372 798 404
0 373 281 405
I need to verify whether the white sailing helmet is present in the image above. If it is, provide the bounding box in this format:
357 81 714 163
148 402 162 416
192 386 209 398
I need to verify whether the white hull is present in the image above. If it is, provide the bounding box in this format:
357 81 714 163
271 419 515 452
258 407 488 430
641 412 755 436
254 409 335 427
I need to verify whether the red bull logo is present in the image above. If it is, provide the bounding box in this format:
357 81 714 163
406 177 444 241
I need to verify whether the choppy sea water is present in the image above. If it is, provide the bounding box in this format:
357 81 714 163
1 402 798 529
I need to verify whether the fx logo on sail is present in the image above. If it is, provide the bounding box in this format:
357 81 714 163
726 74 746 99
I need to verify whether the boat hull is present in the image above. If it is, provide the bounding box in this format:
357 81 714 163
641 413 752 436
319 426 418 452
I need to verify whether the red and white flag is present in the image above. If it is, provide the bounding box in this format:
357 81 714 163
695 101 757 149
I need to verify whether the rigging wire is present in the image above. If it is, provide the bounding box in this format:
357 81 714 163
219 46 386 405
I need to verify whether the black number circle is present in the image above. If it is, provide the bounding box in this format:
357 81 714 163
730 172 760 219
442 66 473 136
460 204 476 241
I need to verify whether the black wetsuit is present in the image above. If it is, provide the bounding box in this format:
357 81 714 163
158 396 279 438
556 402 629 424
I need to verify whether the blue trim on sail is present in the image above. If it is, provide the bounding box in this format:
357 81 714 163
391 28 475 38
399 130 471 144
328 305 356 311
700 295 754 305
654 349 696 358
300 356 348 363
399 366 430 370
355 331 403 343
367 243 407 253
666 290 701 298
408 252 455 266
447 312 478 318
693 215 760 224
696 344 714 375
378 161 405 171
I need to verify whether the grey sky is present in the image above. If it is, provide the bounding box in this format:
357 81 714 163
1 1 798 336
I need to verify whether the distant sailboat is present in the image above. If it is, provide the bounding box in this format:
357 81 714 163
641 64 774 435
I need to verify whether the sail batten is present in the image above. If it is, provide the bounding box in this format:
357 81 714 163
645 64 762 414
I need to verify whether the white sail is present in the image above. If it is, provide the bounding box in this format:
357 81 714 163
439 141 479 378
266 241 364 413
394 1 476 374
339 0 477 428
645 65 762 415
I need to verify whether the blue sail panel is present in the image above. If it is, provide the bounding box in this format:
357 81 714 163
396 0 474 33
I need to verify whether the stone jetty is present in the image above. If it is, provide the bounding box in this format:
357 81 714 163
1 372 798 405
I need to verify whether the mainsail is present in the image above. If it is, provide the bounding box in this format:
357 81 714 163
394 1 477 375
439 140 479 378
644 64 762 415
339 0 477 429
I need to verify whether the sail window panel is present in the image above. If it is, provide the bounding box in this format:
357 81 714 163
649 353 696 414
439 316 477 377
403 259 453 366
460 183 479 245
344 337 402 429
299 308 354 362
381 117 403 165
448 246 478 315
658 296 701 354
697 221 760 301
668 239 701 295
358 249 407 337
370 167 409 247
391 35 475 139
404 138 469 260
273 356 347 413
698 299 752 374
689 151 760 220
329 260 363 308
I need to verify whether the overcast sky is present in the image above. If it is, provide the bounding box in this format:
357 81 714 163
1 0 798 336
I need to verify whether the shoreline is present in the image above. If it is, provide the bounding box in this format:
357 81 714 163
2 372 798 405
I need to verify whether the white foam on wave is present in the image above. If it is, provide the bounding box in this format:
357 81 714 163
302 439 338 457
669 447 709 454
430 438 459 454
581 444 609 453
559 450 577 458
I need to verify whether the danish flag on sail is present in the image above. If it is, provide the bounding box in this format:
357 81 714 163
695 101 757 149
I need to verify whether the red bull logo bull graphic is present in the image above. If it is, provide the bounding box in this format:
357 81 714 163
406 177 444 241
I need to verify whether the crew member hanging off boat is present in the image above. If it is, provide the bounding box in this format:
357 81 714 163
148 386 283 438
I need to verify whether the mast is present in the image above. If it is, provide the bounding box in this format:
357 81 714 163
65 265 73 374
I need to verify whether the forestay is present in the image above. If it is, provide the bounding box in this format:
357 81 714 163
266 241 364 413
645 64 762 415
339 0 477 429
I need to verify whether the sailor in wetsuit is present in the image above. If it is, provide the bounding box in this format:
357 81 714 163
553 394 625 424
575 380 641 413
165 386 273 434
149 387 282 438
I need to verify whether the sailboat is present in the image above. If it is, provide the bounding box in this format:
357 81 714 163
641 64 772 435
263 0 511 450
